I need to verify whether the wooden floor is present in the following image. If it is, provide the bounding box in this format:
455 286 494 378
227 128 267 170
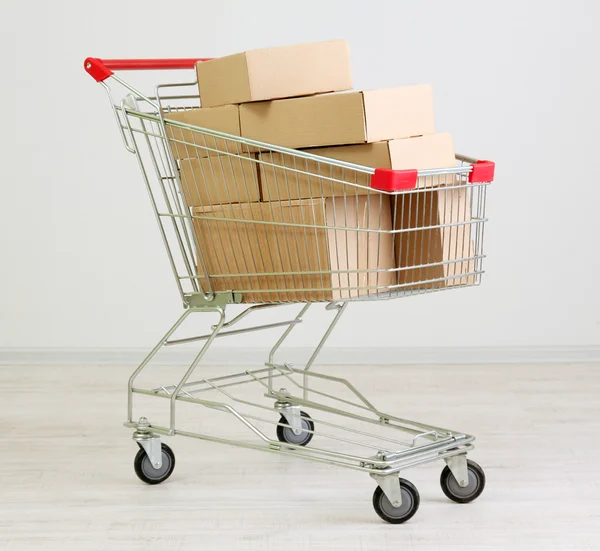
1 362 599 550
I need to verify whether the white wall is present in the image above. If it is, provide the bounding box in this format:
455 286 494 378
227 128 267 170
2 0 599 354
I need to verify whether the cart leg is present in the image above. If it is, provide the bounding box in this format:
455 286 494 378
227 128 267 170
267 303 311 393
444 453 470 488
169 307 226 434
266 302 347 401
302 302 347 399
127 309 193 423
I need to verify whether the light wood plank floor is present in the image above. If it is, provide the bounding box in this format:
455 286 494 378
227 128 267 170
1 362 599 550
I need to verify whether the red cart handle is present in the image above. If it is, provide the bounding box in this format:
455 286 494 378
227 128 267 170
84 57 211 82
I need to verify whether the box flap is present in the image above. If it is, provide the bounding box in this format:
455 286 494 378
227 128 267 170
196 53 251 107
257 142 391 201
245 39 352 102
388 133 456 188
363 85 436 142
240 92 367 149
387 133 455 170
163 105 241 134
163 105 242 159
179 154 259 207
305 142 392 168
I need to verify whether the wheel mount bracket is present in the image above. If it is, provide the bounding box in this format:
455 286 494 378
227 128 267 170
445 453 469 488
133 417 163 469
370 472 402 507
275 401 303 435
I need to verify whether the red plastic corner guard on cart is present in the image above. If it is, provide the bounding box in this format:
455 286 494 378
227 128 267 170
370 160 495 191
370 168 418 191
468 160 495 183
84 57 211 82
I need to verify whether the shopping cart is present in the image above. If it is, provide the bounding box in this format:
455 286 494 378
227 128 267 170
85 57 495 524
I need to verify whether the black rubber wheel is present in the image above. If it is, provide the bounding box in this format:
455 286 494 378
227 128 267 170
134 443 175 485
440 459 486 503
276 411 314 446
372 478 420 524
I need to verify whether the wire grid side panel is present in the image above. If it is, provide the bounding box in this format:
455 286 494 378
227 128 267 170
155 120 391 304
390 178 484 298
126 110 203 297
156 118 487 303
190 194 395 304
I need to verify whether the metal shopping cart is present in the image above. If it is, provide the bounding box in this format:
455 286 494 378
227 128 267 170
84 57 495 524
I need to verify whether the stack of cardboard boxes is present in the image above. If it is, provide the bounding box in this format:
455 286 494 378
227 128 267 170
164 40 474 302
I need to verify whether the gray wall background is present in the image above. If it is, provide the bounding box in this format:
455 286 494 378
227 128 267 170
2 0 599 358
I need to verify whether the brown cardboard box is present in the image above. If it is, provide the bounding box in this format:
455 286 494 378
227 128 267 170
259 133 456 201
240 85 435 149
393 186 476 290
163 105 241 160
179 154 260 207
196 40 352 108
191 196 394 302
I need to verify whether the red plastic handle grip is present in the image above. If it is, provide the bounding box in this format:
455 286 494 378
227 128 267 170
84 57 211 82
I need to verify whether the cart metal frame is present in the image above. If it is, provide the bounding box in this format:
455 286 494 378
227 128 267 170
85 56 493 523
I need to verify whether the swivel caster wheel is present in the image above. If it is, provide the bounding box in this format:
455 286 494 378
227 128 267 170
440 459 486 503
372 478 420 524
134 442 175 485
276 410 314 446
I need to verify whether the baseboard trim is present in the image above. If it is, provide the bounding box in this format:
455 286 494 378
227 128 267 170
0 346 599 367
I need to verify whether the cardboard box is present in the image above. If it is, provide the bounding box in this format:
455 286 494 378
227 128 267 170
163 105 241 160
179 154 260 207
393 186 476 290
191 196 394 302
240 85 435 149
258 133 456 201
196 40 353 108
